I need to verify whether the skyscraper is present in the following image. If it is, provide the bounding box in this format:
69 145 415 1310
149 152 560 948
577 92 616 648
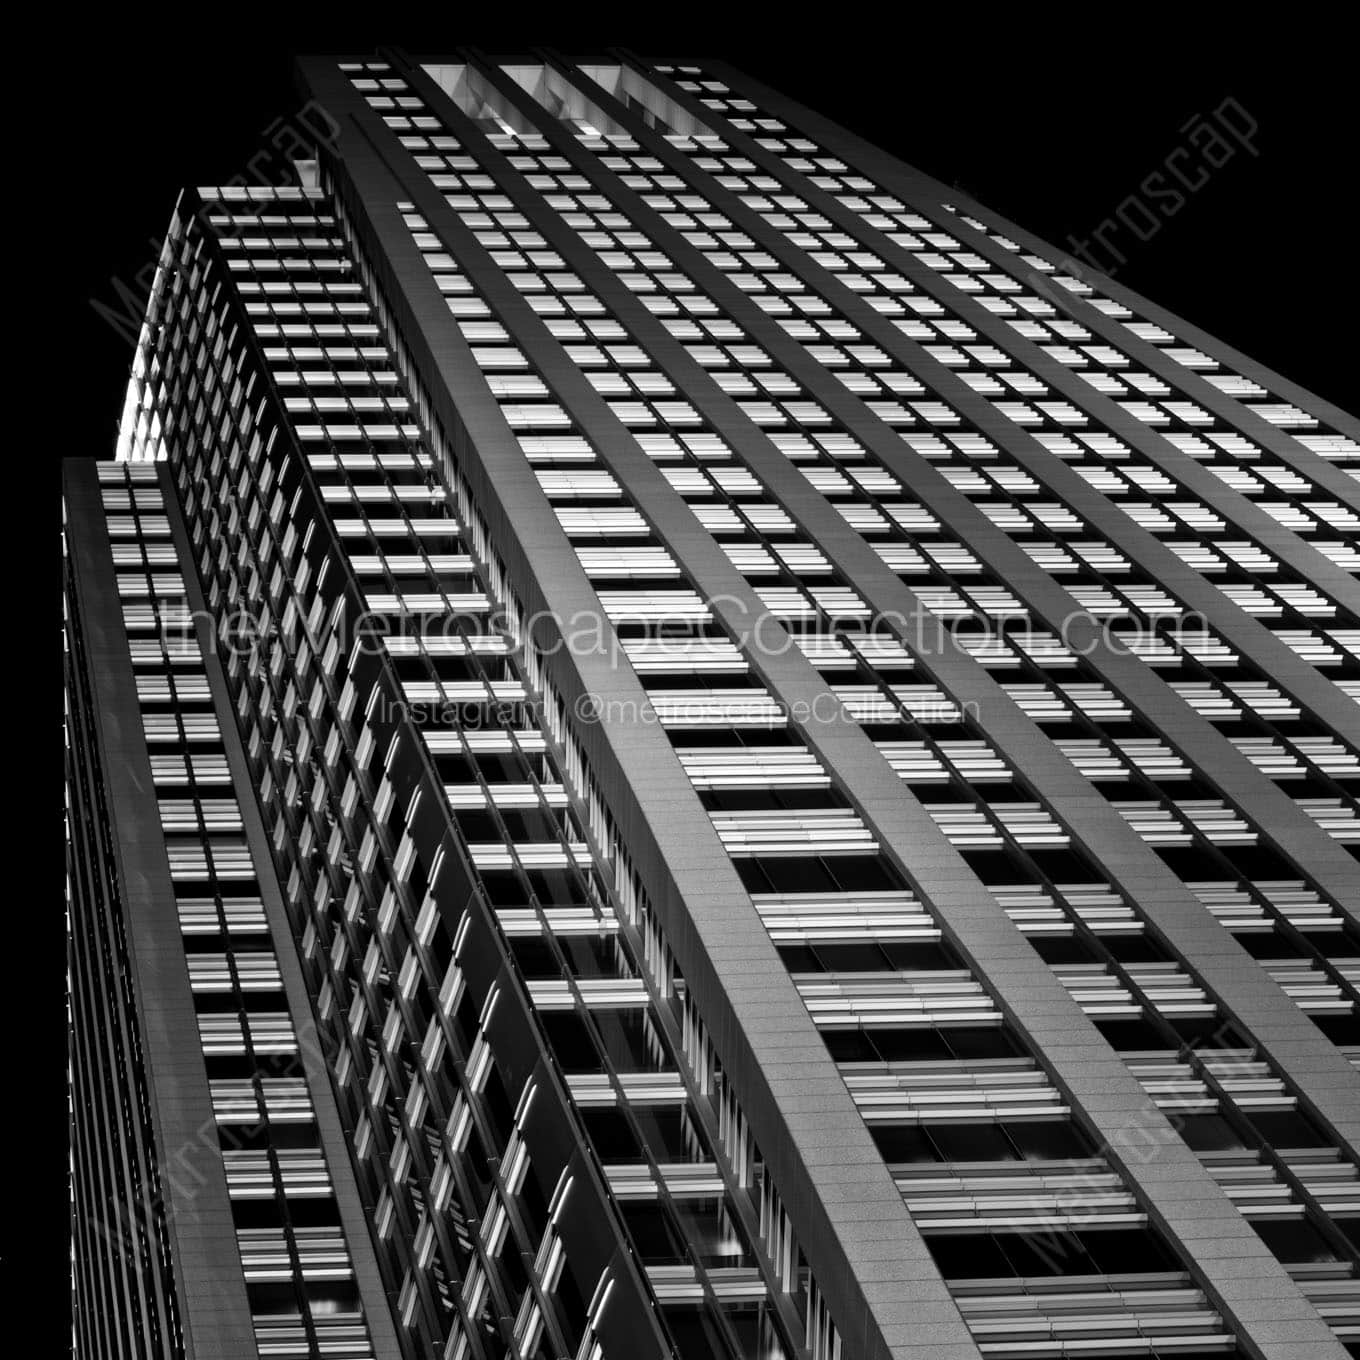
64 49 1360 1360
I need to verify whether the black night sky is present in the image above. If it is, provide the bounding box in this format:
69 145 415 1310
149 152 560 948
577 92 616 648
28 16 1359 1324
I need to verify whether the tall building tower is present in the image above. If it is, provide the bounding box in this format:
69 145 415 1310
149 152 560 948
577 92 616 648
64 49 1360 1360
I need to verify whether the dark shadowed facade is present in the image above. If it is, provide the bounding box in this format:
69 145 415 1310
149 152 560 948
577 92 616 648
63 50 1360 1360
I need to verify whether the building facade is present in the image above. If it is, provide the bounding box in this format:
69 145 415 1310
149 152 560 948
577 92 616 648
64 49 1360 1360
